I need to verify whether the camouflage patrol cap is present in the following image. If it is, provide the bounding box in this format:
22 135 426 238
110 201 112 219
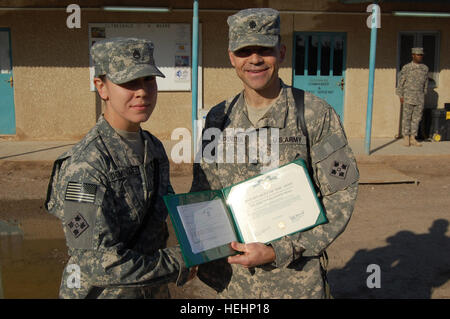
412 47 424 55
90 37 165 84
227 8 280 52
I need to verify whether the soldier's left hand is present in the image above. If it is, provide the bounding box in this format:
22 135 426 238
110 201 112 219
227 241 276 268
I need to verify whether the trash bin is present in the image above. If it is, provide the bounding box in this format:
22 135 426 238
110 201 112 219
429 108 450 141
445 104 450 140
418 108 432 140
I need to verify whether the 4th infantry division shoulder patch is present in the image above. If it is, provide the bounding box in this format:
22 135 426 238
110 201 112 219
67 213 89 238
330 161 348 179
65 181 97 204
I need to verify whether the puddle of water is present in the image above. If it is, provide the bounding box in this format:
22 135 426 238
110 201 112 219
0 236 67 298
0 220 23 236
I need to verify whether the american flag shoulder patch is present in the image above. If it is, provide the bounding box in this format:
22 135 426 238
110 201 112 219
65 181 97 204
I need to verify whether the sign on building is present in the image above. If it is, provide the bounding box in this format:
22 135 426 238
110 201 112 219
88 23 196 92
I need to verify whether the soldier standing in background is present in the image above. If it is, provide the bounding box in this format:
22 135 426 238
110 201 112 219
45 38 194 298
396 47 429 147
192 8 359 298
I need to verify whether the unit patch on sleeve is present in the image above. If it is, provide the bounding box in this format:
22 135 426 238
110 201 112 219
65 181 97 203
67 213 90 238
330 161 348 179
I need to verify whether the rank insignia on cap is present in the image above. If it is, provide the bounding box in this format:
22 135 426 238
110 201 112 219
249 20 256 29
133 49 141 60
330 161 348 179
67 213 89 238
65 181 97 204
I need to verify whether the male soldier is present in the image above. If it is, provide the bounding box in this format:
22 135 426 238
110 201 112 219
45 38 194 298
192 8 359 298
396 47 429 147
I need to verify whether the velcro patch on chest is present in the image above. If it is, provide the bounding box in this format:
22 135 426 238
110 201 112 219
278 135 305 144
108 166 140 181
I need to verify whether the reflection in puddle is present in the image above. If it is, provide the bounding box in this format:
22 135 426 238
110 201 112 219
0 236 67 298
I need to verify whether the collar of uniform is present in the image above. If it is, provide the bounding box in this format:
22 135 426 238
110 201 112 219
253 80 289 129
227 93 254 131
95 115 144 167
230 79 288 130
140 130 159 165
410 61 424 68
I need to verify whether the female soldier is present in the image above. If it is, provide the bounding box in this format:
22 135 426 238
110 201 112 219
45 38 193 298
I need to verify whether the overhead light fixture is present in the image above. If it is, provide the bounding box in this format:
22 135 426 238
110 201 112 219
102 6 170 13
393 11 450 18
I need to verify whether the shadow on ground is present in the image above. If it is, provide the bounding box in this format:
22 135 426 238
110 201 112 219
328 219 450 298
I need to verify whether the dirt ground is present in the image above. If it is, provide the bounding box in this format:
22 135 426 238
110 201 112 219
0 155 449 299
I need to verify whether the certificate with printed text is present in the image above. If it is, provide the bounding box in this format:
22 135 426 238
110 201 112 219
163 159 327 267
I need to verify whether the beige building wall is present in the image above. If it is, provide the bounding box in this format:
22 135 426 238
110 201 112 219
292 13 450 138
346 15 450 138
1 3 449 141
3 11 94 140
1 9 196 141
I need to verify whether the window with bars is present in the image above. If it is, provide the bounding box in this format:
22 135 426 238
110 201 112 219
294 33 345 77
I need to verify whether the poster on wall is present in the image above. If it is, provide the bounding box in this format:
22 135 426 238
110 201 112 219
88 23 194 92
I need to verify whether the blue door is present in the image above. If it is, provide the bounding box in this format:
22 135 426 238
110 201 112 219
293 32 347 120
0 28 15 134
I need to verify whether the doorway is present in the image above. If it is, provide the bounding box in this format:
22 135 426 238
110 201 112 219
293 32 347 120
0 28 15 134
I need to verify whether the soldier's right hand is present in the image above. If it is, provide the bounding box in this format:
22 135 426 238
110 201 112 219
400 97 404 104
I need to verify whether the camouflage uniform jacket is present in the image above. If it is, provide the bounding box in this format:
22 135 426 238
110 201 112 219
45 115 189 298
396 61 429 105
192 81 359 298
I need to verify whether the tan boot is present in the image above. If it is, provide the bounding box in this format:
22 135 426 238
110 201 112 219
410 136 422 147
403 135 410 147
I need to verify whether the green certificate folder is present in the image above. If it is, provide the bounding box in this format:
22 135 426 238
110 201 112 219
163 159 327 267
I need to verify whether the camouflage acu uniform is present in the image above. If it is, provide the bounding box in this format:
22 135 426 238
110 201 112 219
45 38 188 299
45 116 189 298
227 8 280 52
91 37 165 83
396 57 429 136
192 81 359 298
